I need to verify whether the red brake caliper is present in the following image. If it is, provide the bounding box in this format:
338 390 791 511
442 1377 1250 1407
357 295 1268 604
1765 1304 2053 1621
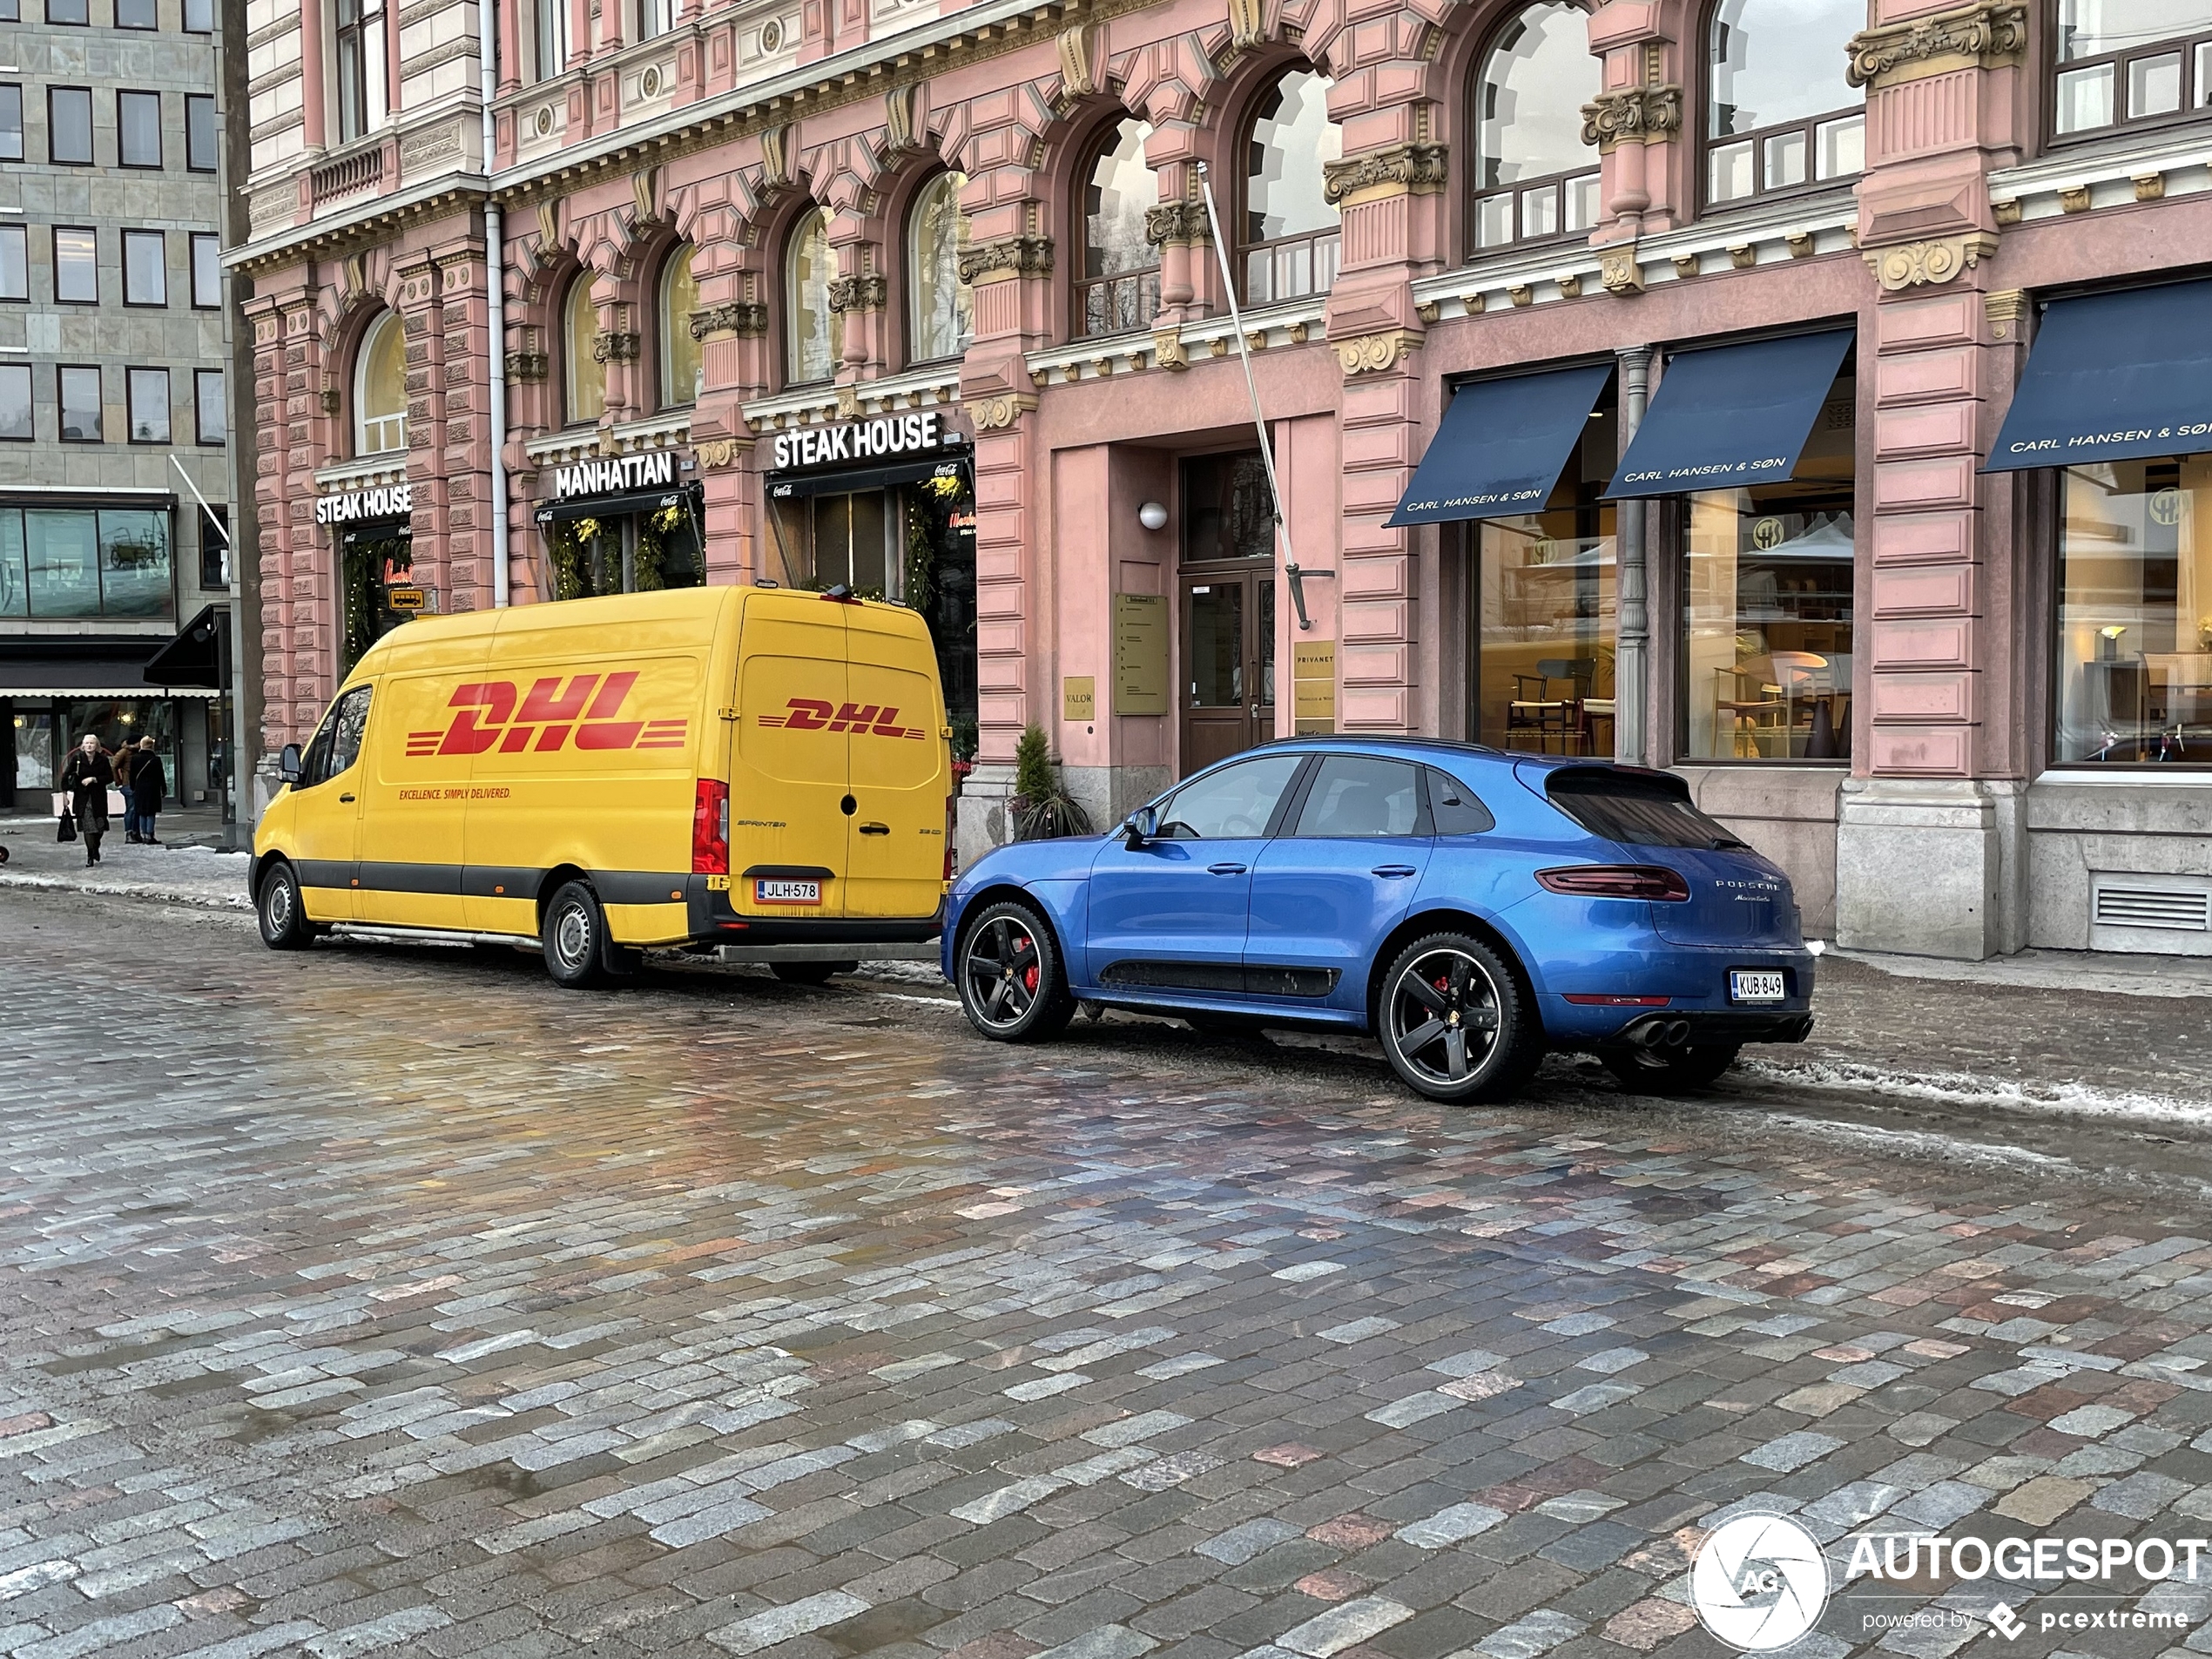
1018 936 1039 992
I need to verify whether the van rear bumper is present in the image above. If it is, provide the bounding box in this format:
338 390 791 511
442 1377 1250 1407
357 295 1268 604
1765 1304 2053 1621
685 876 941 947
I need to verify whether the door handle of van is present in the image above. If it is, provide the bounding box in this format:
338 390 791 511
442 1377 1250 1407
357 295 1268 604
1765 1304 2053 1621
858 822 891 836
1372 864 1416 879
339 793 356 803
1207 862 1247 876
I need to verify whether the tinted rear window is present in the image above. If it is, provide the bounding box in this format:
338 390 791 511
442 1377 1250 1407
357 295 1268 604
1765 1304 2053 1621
1544 769 1747 850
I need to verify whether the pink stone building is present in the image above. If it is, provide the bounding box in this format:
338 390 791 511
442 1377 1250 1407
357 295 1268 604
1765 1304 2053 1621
232 0 2212 960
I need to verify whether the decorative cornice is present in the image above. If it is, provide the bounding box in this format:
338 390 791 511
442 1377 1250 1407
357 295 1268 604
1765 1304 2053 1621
1332 328 1421 377
1846 2 2028 91
1984 288 2027 339
957 235 1054 285
694 435 748 468
591 329 642 363
690 300 768 341
1863 232 1999 292
1599 247 1643 295
1143 200 1212 247
827 273 889 313
972 392 1036 430
504 349 549 382
1580 84 1683 152
1321 142 1447 207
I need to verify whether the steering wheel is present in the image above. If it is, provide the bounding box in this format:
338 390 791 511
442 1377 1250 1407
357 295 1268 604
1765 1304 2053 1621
1217 814 1261 838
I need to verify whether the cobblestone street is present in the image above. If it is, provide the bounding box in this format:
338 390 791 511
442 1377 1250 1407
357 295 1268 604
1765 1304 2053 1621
5 894 2212 1659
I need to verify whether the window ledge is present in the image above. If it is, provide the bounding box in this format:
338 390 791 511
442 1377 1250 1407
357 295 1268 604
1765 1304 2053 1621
1026 297 1330 385
2034 767 2212 786
740 365 961 431
1990 135 2212 225
314 455 408 490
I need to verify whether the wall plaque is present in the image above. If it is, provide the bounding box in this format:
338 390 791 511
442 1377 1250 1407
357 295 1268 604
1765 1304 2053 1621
1062 675 1096 722
1293 638 1336 734
1113 594 1169 716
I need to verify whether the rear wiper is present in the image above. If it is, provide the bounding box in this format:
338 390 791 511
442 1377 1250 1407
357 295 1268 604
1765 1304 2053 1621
1709 835 1750 851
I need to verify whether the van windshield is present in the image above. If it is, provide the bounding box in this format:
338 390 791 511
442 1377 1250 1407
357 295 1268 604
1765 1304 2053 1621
1545 769 1748 851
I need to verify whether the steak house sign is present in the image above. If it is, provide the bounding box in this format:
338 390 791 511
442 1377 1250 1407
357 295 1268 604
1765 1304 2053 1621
771 411 958 471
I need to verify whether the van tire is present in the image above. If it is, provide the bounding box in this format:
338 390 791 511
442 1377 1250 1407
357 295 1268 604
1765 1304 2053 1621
256 860 319 951
772 961 857 986
543 880 611 988
956 900 1076 1042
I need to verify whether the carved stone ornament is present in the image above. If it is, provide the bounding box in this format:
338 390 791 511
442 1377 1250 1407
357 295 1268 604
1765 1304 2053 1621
758 123 792 192
690 301 768 341
1143 200 1212 247
826 274 888 314
883 84 924 156
694 436 743 468
318 388 341 415
591 329 642 363
1320 143 1448 206
1332 329 1420 377
972 393 1036 430
956 235 1054 285
504 350 550 383
1055 21 1103 101
1579 85 1683 152
1863 233 1999 292
1845 2 2028 90
1152 327 1190 370
1599 247 1644 295
1226 0 1265 52
1984 288 2028 340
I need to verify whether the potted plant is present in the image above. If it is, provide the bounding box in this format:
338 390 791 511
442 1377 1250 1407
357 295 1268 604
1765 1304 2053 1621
1008 724 1092 841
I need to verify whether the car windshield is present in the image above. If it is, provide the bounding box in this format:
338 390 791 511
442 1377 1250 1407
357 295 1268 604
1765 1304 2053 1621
1544 769 1748 850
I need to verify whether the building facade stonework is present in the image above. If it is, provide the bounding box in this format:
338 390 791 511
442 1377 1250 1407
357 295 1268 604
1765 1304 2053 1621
233 0 2212 961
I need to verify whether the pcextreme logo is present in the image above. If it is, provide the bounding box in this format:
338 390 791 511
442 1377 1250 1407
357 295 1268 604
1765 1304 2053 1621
756 698 927 740
406 672 689 757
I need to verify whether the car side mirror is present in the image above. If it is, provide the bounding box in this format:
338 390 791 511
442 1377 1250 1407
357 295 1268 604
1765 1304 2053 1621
278 743 303 786
1122 806 1157 846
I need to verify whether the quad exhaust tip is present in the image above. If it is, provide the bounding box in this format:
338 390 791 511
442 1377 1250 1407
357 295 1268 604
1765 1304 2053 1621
1633 1018 1693 1049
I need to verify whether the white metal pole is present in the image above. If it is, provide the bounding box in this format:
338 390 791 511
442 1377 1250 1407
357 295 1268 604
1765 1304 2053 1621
479 0 510 607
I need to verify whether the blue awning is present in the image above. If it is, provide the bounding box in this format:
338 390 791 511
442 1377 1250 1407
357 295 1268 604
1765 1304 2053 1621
1602 329 1854 499
1985 280 2212 473
1385 361 1612 527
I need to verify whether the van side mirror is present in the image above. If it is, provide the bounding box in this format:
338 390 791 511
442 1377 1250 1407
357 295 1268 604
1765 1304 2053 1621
1122 806 1157 846
278 744 303 786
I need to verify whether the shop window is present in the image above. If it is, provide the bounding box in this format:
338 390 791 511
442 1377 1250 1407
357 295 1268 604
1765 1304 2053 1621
1472 3 1602 252
2054 2 2212 137
547 503 704 602
1680 377 1856 762
0 514 21 612
18 507 171 618
1076 119 1158 339
0 363 28 441
562 278 605 424
199 502 229 587
54 227 97 303
341 529 413 670
0 85 19 161
1705 0 1864 206
0 226 25 301
658 244 701 409
786 208 840 387
118 90 161 166
908 171 973 363
531 0 564 82
50 87 93 165
809 490 892 593
354 310 408 454
1468 403 1618 752
334 0 385 145
1240 68 1341 307
185 93 216 170
194 368 224 445
127 368 171 442
124 230 166 306
2055 455 2212 765
58 366 100 441
190 233 220 307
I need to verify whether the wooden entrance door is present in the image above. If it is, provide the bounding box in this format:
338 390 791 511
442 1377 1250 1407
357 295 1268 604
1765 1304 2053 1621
1178 568 1275 776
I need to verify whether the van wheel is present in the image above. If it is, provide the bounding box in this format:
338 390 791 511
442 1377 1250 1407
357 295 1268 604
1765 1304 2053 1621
772 961 856 986
257 860 319 951
543 880 610 988
1376 933 1541 1105
958 901 1075 1042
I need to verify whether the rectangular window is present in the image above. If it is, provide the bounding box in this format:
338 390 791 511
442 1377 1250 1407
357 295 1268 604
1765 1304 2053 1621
198 501 228 587
183 0 212 26
185 93 217 171
0 225 25 300
58 365 100 440
118 91 161 165
0 363 30 440
0 1 17 21
123 229 165 305
126 367 170 442
46 0 88 22
50 87 94 164
0 85 21 161
2055 455 2212 765
25 510 100 616
98 509 172 614
116 0 156 26
336 0 368 141
54 227 98 303
193 368 223 444
532 0 563 81
0 511 24 618
190 233 221 307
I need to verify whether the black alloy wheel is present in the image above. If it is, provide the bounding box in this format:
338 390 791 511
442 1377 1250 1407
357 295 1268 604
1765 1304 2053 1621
543 879 610 988
958 900 1075 1042
1377 932 1540 1104
772 961 858 986
1602 1041 1742 1094
256 860 319 951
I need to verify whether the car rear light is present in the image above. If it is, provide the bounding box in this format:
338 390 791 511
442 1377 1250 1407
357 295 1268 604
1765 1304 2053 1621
943 794 957 882
1563 994 1673 1007
692 779 729 874
1537 864 1690 901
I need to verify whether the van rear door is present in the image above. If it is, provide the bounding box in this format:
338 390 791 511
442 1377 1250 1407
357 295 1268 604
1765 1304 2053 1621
732 594 850 919
842 603 949 921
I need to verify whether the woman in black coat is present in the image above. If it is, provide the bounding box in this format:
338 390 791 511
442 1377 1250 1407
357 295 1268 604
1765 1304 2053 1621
59 733 113 867
126 737 165 844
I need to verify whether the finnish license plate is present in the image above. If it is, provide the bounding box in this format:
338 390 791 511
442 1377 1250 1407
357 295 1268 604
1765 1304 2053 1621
755 878 820 905
1730 970 1787 1004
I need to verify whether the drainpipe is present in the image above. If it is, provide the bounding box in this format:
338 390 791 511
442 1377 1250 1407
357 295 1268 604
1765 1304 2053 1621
1615 345 1652 765
480 0 510 606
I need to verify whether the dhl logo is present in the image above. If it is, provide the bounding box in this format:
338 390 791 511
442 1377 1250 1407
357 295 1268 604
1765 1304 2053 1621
756 698 926 740
405 672 689 757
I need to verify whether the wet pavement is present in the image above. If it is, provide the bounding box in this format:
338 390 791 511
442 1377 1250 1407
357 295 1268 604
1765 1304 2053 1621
3 892 2212 1659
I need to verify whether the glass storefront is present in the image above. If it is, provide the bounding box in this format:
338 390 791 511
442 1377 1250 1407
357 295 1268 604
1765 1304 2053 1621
545 498 705 602
2055 454 2212 764
341 524 416 673
0 506 172 619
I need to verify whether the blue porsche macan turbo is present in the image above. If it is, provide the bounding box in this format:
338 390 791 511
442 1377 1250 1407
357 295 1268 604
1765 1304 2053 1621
941 738 1816 1103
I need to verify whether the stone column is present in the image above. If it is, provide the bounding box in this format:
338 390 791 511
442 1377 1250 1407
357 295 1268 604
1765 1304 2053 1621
688 277 768 587
392 250 451 608
1582 3 1683 255
435 239 496 614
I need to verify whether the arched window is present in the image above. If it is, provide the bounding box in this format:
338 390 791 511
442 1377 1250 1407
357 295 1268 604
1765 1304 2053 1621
1706 0 1865 205
1240 68 1340 306
658 244 701 409
907 172 973 364
1076 118 1159 339
2054 1 2212 137
786 207 840 386
1473 3 1601 249
354 310 406 455
563 275 605 425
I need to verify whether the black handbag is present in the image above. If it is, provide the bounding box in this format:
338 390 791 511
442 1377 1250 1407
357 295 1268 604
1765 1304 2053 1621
57 806 77 844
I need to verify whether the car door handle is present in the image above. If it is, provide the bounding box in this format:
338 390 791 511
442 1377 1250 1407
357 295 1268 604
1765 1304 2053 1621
858 822 891 836
1372 864 1416 878
339 793 356 803
1207 862 1247 875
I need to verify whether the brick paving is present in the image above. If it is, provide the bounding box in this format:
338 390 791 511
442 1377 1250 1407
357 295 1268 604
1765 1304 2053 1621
3 896 2212 1659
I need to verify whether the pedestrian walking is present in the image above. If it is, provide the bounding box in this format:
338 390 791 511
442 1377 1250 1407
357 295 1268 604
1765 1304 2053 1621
127 737 165 844
58 733 112 867
114 740 138 842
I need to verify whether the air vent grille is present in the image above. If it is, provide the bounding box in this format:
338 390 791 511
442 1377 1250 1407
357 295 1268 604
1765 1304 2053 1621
2094 884 2212 933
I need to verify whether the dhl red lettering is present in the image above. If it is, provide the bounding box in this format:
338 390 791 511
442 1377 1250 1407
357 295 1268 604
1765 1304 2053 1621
574 721 644 750
783 698 834 730
498 725 534 753
871 708 904 736
439 682 516 755
534 725 571 751
828 703 880 732
583 672 638 719
517 674 600 722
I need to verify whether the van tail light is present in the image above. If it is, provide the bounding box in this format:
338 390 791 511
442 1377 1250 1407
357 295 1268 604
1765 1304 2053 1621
1536 864 1689 901
693 779 730 875
943 794 958 881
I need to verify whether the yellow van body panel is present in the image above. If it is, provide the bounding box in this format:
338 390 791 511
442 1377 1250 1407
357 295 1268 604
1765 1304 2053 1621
841 602 952 919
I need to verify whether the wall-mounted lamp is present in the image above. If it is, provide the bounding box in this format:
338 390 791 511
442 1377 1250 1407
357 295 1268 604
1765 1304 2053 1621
1137 501 1167 532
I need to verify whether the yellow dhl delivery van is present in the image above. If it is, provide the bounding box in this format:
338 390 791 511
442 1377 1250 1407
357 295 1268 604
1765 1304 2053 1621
251 584 954 987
